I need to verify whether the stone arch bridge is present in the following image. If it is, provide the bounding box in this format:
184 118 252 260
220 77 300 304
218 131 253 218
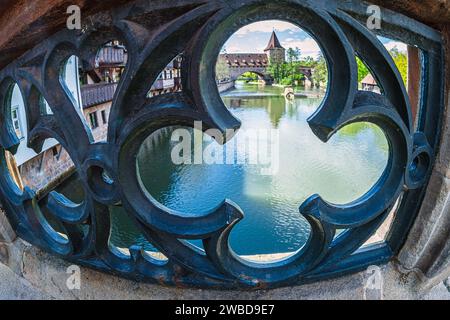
219 53 314 85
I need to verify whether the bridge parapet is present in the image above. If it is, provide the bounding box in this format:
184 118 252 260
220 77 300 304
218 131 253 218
219 53 272 83
0 209 15 244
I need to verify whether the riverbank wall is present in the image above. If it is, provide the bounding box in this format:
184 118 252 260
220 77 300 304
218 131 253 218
9 100 112 193
17 147 75 191
217 80 235 93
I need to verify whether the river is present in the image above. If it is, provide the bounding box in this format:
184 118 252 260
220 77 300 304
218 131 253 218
52 82 389 256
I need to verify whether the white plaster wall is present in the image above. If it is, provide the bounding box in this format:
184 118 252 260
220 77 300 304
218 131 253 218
11 56 82 165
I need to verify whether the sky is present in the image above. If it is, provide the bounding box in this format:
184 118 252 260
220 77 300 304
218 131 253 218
222 20 407 58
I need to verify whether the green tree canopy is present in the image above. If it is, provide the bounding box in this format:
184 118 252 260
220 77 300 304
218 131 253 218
356 56 370 84
389 47 408 86
311 53 328 87
215 57 230 81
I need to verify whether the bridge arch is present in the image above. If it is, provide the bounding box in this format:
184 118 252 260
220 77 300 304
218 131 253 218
233 70 273 84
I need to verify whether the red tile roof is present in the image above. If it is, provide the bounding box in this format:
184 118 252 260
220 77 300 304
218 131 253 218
264 31 284 51
361 74 377 85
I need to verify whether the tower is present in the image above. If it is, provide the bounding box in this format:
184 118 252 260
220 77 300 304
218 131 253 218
264 31 285 65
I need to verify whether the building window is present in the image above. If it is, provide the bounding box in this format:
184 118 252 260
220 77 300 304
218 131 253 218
89 112 98 129
101 110 107 124
39 96 53 115
11 106 23 139
51 146 61 159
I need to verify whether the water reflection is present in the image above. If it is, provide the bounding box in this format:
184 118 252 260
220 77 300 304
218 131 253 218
131 83 388 255
51 83 389 256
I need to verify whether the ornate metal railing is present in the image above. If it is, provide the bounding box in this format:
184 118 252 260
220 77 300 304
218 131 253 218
0 0 445 289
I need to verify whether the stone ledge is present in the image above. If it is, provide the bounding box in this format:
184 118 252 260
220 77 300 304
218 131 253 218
398 170 450 290
0 262 52 300
0 238 446 300
0 208 16 243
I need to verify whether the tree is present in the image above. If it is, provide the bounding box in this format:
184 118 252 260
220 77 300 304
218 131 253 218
286 47 301 85
267 62 287 84
356 56 370 84
239 72 259 81
356 48 407 88
300 56 316 67
389 47 407 86
286 47 300 63
312 53 328 88
215 57 230 82
267 63 279 83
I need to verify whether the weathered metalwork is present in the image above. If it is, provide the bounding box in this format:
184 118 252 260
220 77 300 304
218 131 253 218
0 0 445 289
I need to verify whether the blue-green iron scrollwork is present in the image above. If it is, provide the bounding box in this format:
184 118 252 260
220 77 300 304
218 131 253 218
0 0 444 289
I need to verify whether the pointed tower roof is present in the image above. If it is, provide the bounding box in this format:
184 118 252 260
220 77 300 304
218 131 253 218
264 31 284 51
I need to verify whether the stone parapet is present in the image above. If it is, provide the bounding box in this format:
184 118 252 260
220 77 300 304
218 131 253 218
397 24 450 289
0 209 15 244
0 238 448 299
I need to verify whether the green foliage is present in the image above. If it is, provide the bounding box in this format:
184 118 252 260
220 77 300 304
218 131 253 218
285 47 301 85
355 47 407 88
356 57 370 84
215 57 230 81
389 47 408 86
266 44 408 91
300 56 316 67
267 63 284 84
311 53 328 88
268 54 327 87
267 62 285 84
267 49 325 87
286 47 300 63
238 72 259 81
280 78 293 86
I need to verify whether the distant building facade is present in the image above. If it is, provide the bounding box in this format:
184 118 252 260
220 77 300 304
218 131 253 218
8 56 82 190
10 56 82 167
149 55 183 97
264 31 286 65
217 53 270 82
9 42 183 191
218 31 286 83
217 31 315 87
361 74 381 93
